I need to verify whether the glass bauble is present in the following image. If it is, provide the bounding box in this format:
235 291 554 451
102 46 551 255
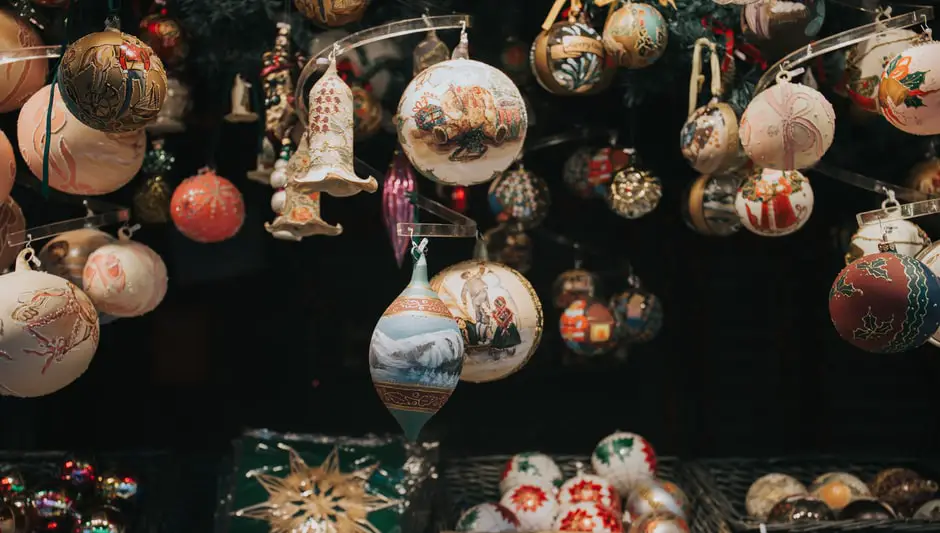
170 169 245 243
553 501 622 533
455 503 519 532
682 174 740 236
295 0 369 27
808 472 870 512
607 167 662 219
500 453 563 494
680 102 747 175
531 21 614 95
845 219 929 264
564 146 635 199
879 41 940 135
38 228 115 287
487 167 551 229
627 511 689 533
768 495 834 522
627 479 689 519
735 169 814 237
609 288 663 343
602 2 668 69
841 29 917 113
0 198 25 271
560 297 617 356
552 268 599 309
0 10 47 113
139 12 188 68
746 474 807 520
592 431 657 495
83 232 168 318
558 474 622 512
741 0 826 61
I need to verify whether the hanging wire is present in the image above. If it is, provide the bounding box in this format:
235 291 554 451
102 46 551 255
39 5 74 199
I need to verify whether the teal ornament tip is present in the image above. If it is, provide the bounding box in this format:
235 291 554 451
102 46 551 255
389 408 429 442
409 247 430 288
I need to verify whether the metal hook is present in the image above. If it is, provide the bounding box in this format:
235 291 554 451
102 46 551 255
24 233 33 250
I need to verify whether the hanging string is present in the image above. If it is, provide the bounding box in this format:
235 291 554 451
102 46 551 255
40 5 75 199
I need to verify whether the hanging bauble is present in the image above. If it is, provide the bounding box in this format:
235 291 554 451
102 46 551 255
147 76 190 134
553 269 600 309
170 168 245 243
38 228 115 287
82 229 167 318
310 30 402 100
879 40 940 136
134 175 173 224
746 474 807 520
369 242 464 441
553 501 623 533
139 10 188 69
739 77 835 170
845 219 930 264
295 0 369 27
0 249 99 397
28 488 81 532
532 21 614 95
499 484 558 531
397 44 527 187
455 503 519 532
607 166 662 219
916 242 940 347
682 174 741 236
60 457 95 495
734 168 814 237
808 472 870 512
626 479 689 520
500 36 532 87
0 130 15 204
841 29 918 113
18 84 146 195
564 146 636 199
352 84 382 141
499 452 563 494
627 511 689 533
430 260 543 383
680 103 747 175
0 198 25 271
560 297 618 356
609 286 664 343
487 166 551 229
0 10 47 113
58 28 167 133
558 473 622 511
413 29 450 76
740 0 826 61
907 156 940 196
483 224 532 273
0 471 24 496
97 473 138 502
80 505 126 533
592 431 657 495
602 2 669 69
829 250 940 353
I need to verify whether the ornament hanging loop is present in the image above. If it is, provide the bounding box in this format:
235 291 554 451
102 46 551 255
453 21 469 59
882 189 901 211
875 6 893 22
688 38 723 117
117 223 141 240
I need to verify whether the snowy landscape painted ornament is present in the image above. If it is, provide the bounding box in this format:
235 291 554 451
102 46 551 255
746 474 808 520
626 479 689 520
171 169 245 243
553 501 624 533
829 250 940 353
369 240 464 441
0 249 99 397
499 483 558 531
845 219 929 264
38 229 115 287
602 2 669 69
681 103 747 175
609 288 664 343
740 76 835 170
82 229 167 318
560 297 618 356
455 503 519 532
397 38 527 186
627 510 689 533
499 452 563 494
735 169 814 236
531 20 614 95
682 174 741 236
487 166 551 229
841 29 919 113
558 473 622 512
592 431 657 494
430 260 543 383
879 40 940 135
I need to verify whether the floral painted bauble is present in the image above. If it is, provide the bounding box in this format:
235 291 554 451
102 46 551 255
607 167 662 219
369 246 464 441
455 503 519 532
58 28 167 133
915 242 940 347
0 249 99 397
487 167 551 229
18 84 146 195
745 473 807 520
767 495 835 522
741 0 825 61
626 478 689 520
627 510 689 533
499 483 558 531
560 297 618 356
558 474 622 512
82 232 168 318
740 79 835 170
682 174 741 236
553 269 600 309
808 472 871 511
554 501 624 532
531 21 615 95
680 103 747 175
592 431 657 495
829 251 940 353
602 3 668 69
170 169 245 243
500 453 563 494
484 224 532 274
0 130 14 204
845 220 930 265
564 146 636 199
138 11 188 68
295 0 369 27
0 198 25 271
38 229 115 287
0 10 47 113
430 260 543 383
735 169 814 236
879 41 940 135
609 288 663 343
841 29 918 113
907 156 940 197
397 57 527 186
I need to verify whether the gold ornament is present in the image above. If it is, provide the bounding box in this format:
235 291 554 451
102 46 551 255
134 139 174 224
295 0 370 27
234 446 398 533
351 85 382 140
413 29 450 76
532 18 614 96
607 167 662 219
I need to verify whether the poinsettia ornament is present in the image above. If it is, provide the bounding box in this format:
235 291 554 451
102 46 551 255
558 473 622 512
591 431 657 495
499 483 557 531
499 452 563 494
553 501 624 533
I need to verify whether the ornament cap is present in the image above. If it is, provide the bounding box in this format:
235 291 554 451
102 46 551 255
409 238 430 287
14 248 39 272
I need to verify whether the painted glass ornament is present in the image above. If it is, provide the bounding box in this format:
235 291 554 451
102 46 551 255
487 166 551 229
484 224 532 273
139 4 188 69
907 156 940 196
741 0 826 61
845 219 929 264
879 40 940 135
915 242 940 347
29 488 81 531
0 198 25 271
564 146 635 199
609 287 663 343
681 105 747 175
0 10 47 113
369 241 464 441
870 468 938 516
413 29 450 76
553 269 600 309
829 250 940 353
626 479 689 520
532 20 614 95
558 473 622 511
554 501 624 532
808 472 870 512
82 229 168 318
499 453 563 494
295 0 369 27
455 503 519 532
735 169 814 237
0 130 14 204
38 229 115 287
352 85 382 140
682 174 740 236
602 2 669 69
430 260 543 383
627 510 689 533
768 495 834 522
499 484 558 531
607 167 662 219
171 169 245 243
840 29 918 113
592 431 657 494
560 297 618 356
745 473 807 520
382 152 416 267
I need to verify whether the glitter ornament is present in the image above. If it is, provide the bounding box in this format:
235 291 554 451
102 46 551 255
845 220 930 264
829 251 940 353
500 453 563 494
82 229 168 318
171 169 245 243
602 2 669 69
0 130 14 204
382 152 416 267
554 501 624 532
499 483 558 531
295 0 369 27
0 10 47 113
735 169 814 237
627 510 689 533
745 473 807 520
592 431 657 495
809 472 871 511
626 479 689 520
553 269 601 309
879 41 940 135
455 503 519 532
484 224 532 273
682 174 741 236
38 229 115 287
558 474 622 512
841 29 918 113
609 287 664 344
532 19 614 95
560 297 618 356
0 198 25 270
768 495 835 522
607 166 662 219
563 146 635 199
487 166 551 229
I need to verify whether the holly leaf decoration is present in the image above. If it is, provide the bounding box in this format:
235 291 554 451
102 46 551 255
457 508 480 530
856 257 891 281
852 308 894 340
830 273 862 299
594 443 612 466
900 71 928 90
518 459 540 476
612 437 635 457
904 96 926 108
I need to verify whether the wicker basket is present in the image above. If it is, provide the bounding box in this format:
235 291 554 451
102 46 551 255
687 456 940 532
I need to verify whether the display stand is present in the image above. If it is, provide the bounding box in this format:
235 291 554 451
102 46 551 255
6 199 130 247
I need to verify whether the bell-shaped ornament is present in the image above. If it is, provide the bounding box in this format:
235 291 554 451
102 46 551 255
224 74 259 123
294 58 377 197
369 239 464 441
146 76 190 134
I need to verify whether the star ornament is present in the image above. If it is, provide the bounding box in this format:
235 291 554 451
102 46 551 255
234 446 400 533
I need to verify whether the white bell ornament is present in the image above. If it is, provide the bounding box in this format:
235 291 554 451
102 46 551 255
82 227 168 318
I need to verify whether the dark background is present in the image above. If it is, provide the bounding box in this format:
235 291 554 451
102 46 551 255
1 0 939 467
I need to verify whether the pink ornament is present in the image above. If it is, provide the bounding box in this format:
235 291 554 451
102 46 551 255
170 169 245 243
0 11 48 113
382 152 415 267
82 230 167 318
0 130 15 204
554 501 624 533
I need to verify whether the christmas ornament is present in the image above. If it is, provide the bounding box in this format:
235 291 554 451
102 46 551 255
870 468 938 516
369 240 464 441
607 166 662 219
413 29 449 76
735 169 814 237
0 130 14 204
82 228 168 318
681 174 741 236
558 474 621 511
907 155 940 196
430 260 542 383
224 74 258 123
38 229 115 287
591 431 657 495
80 505 126 533
560 297 617 356
609 284 663 343
234 446 398 533
602 2 669 69
269 140 292 214
740 0 826 61
455 503 519 532
845 219 929 264
97 474 138 502
58 28 167 133
500 36 532 87
171 168 245 243
562 148 598 199
626 479 689 519
841 498 896 520
829 250 940 353
487 165 551 229
532 13 614 95
295 0 369 27
553 269 599 309
879 40 940 136
252 23 296 184
138 2 188 69
554 501 623 532
0 10 47 113
767 494 834 522
310 29 403 100
499 453 563 494
808 472 870 512
133 139 174 224
745 473 808 520
0 198 24 271
60 457 95 498
627 510 689 533
484 224 532 273
0 471 24 496
499 483 557 531
397 34 527 187
18 84 146 195
147 76 190 134
0 498 28 533
29 488 81 531
841 29 919 113
566 145 637 199
382 152 416 267
740 74 835 170
296 58 377 196
352 85 382 140
916 242 940 347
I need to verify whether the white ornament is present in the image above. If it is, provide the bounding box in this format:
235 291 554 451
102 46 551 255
842 29 918 113
454 502 519 532
879 40 940 135
734 168 814 237
558 473 622 512
270 166 288 189
745 473 807 520
499 484 558 532
553 501 623 533
499 452 563 494
591 431 657 495
82 230 167 318
271 189 286 213
846 219 929 264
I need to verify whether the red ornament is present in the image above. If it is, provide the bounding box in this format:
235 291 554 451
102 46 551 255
170 169 245 243
139 11 188 68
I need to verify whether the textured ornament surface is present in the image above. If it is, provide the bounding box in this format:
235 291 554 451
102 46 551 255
18 84 146 195
829 252 940 353
602 3 668 69
82 237 167 318
295 0 370 27
397 58 527 186
553 501 624 532
499 452 563 494
38 229 115 287
0 198 25 271
626 478 689 520
532 22 614 95
455 502 519 532
558 473 622 512
607 168 662 219
680 103 746 175
553 269 600 309
560 297 617 356
879 41 940 135
740 80 835 170
171 170 245 243
0 130 14 204
842 29 917 113
0 10 47 113
382 152 416 267
745 473 808 520
609 289 664 343
682 174 740 236
845 220 929 265
498 483 557 531
735 169 814 236
808 472 871 511
591 431 657 495
487 167 551 229
627 510 689 533
767 495 834 522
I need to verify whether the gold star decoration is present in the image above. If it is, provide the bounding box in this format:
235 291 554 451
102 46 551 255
234 445 400 533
